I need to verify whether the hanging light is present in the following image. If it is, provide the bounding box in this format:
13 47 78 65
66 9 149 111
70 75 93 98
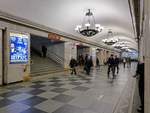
75 9 103 37
102 30 119 45
113 41 127 49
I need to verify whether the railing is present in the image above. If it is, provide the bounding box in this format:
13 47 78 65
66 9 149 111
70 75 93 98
47 50 65 66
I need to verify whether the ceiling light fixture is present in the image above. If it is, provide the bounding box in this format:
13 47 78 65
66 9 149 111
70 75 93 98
113 41 127 49
102 30 119 45
75 9 103 37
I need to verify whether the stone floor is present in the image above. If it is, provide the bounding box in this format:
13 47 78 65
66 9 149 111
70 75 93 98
0 63 137 113
132 79 142 113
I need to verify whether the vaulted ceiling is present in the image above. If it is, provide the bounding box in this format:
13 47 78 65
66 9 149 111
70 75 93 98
0 0 137 50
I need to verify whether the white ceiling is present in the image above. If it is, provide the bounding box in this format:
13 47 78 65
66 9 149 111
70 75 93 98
0 0 137 49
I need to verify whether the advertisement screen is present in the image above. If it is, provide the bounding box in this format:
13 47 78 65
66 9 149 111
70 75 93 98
9 33 29 64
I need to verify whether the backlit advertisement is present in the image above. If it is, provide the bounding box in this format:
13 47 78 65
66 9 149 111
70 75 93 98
9 32 29 64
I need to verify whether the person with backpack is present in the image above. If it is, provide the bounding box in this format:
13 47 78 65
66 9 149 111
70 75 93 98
69 57 78 75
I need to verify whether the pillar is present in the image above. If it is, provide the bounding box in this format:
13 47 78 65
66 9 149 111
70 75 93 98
64 42 77 68
144 0 150 112
0 29 2 85
89 47 96 66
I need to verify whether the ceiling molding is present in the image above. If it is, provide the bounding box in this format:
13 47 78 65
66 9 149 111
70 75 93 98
0 10 119 52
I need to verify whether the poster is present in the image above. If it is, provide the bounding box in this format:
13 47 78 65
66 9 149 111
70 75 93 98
9 32 29 64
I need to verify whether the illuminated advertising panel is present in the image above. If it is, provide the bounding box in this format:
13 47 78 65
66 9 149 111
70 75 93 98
9 33 29 64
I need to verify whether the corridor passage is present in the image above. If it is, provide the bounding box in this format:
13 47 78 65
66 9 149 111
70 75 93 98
0 64 136 113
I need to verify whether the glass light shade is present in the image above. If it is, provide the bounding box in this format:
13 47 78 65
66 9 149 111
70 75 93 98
75 9 102 37
75 25 82 31
76 25 82 29
85 23 90 27
95 24 101 28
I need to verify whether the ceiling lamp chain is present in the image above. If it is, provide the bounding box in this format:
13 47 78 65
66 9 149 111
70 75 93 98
75 9 103 37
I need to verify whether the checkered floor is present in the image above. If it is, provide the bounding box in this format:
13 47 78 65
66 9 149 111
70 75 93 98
0 64 137 113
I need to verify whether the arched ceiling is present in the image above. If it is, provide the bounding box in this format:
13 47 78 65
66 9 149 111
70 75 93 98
0 0 137 49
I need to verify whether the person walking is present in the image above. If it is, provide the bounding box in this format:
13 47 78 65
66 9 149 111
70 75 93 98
114 55 120 74
84 54 88 71
127 57 131 68
69 57 77 75
84 56 93 75
96 57 100 68
107 54 115 79
42 45 47 58
123 58 126 68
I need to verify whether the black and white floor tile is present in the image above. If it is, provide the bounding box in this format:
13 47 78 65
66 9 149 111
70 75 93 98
0 64 137 113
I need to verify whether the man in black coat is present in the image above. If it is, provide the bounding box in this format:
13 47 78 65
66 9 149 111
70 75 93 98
107 54 115 79
42 45 47 58
69 58 77 75
135 62 144 112
114 55 120 74
84 56 93 75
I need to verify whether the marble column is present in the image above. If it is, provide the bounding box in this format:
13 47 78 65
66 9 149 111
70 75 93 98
89 47 96 66
64 42 77 68
144 0 150 112
0 30 2 85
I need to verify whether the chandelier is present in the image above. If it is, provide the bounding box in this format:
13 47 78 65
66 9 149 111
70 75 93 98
75 9 103 37
113 41 128 49
102 30 119 45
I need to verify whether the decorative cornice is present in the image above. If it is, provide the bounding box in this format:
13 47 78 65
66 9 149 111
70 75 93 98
0 10 119 52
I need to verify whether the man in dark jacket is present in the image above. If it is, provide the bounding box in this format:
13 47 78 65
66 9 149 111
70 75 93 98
96 57 100 68
134 62 144 112
84 56 93 75
42 45 47 58
69 58 77 75
107 54 115 79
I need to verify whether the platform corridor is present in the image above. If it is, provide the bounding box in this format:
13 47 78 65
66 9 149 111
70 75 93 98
0 64 137 113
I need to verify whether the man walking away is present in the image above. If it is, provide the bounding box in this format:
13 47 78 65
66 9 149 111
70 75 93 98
69 57 77 75
96 57 100 68
114 55 120 74
42 45 47 58
107 54 115 79
84 56 93 75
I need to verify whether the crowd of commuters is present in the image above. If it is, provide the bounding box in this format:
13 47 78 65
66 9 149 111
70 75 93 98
69 54 132 77
69 54 95 75
69 54 144 113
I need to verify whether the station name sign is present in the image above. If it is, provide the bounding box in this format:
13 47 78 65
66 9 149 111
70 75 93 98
48 32 61 40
